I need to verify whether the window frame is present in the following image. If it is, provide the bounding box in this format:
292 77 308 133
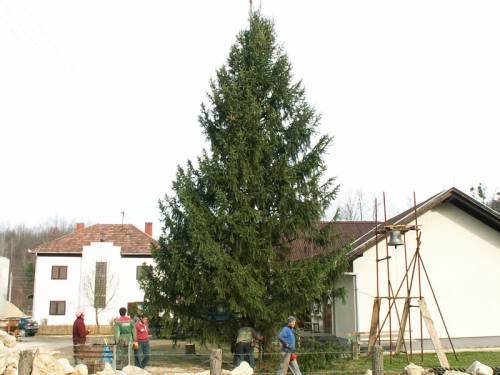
94 261 107 309
49 300 66 315
51 265 68 280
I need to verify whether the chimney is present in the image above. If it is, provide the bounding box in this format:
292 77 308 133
76 223 85 232
145 222 153 236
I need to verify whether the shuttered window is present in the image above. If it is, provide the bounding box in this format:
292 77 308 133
49 301 66 315
94 262 107 308
51 266 67 280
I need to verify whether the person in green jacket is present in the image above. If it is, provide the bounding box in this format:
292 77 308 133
114 307 137 369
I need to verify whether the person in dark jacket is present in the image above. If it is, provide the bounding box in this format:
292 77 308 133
233 318 263 368
72 309 89 364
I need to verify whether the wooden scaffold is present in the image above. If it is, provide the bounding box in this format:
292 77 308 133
367 192 458 367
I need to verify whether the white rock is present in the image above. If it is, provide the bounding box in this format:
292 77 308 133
364 370 372 375
231 361 253 375
31 350 67 375
57 357 75 374
466 360 493 375
6 349 20 368
0 330 17 348
122 365 152 375
74 363 89 375
5 365 19 375
143 367 168 375
0 357 6 375
404 362 426 375
96 362 122 375
0 343 19 374
443 371 468 375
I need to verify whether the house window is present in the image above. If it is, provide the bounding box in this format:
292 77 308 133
94 262 107 308
49 301 66 315
51 266 67 280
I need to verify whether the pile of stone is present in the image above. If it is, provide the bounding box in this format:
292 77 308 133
1 331 254 375
398 360 495 375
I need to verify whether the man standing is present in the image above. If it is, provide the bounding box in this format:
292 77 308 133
114 307 137 369
277 316 301 375
134 314 151 369
234 318 262 368
72 309 89 364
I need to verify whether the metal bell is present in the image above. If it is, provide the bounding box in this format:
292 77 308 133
388 230 404 247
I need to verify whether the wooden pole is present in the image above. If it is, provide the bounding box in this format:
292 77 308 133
18 349 36 375
210 349 222 375
395 298 410 355
372 345 384 375
367 297 381 353
352 341 360 360
112 345 117 370
420 298 449 368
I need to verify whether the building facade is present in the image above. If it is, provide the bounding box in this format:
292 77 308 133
31 223 155 325
303 188 500 348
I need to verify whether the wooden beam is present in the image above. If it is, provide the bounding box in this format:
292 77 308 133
395 298 410 354
367 297 381 353
419 298 449 368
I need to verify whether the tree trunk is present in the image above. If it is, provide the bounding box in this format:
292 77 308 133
95 308 100 333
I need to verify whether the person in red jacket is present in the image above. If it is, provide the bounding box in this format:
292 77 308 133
134 314 150 369
72 309 90 364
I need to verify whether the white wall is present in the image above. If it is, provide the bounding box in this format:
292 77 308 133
353 203 500 339
33 242 153 325
0 256 10 316
32 255 82 325
0 256 9 302
334 273 357 337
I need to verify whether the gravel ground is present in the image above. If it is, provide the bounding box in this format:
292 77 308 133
15 334 74 351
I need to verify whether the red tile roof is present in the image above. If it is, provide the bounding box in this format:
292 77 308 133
32 224 157 255
349 187 500 259
289 221 377 260
291 187 500 261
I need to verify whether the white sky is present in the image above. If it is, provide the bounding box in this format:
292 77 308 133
1 0 499 237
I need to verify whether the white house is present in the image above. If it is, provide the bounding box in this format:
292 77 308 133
305 188 500 348
30 223 156 326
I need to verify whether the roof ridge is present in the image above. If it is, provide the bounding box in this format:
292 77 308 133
31 223 157 254
348 187 499 259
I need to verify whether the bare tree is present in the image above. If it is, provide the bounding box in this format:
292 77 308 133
82 262 118 330
470 183 500 212
0 219 74 313
338 190 370 221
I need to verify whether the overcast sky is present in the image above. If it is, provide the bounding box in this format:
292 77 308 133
1 0 498 237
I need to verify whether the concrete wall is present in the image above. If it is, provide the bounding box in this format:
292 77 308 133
32 255 82 324
32 242 153 325
0 256 9 302
353 202 500 340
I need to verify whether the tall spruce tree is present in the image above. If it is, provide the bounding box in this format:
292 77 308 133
142 13 348 342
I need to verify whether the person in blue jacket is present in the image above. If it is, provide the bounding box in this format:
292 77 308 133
277 316 301 375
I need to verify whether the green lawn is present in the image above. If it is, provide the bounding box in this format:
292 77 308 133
332 351 500 373
147 340 500 374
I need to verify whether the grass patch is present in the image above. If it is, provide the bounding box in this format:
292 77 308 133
144 340 500 374
304 351 500 373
